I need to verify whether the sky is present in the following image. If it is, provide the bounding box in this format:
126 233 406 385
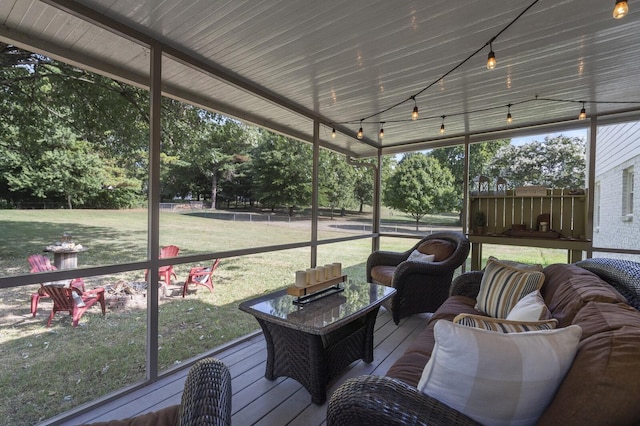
511 128 587 146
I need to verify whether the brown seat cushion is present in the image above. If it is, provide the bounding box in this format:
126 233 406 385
417 239 456 262
538 302 640 425
371 265 395 286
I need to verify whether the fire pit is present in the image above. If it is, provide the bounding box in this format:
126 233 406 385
105 281 148 310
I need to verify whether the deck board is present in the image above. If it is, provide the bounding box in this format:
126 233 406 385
57 309 429 425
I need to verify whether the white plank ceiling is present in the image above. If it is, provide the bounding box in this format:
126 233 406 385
2 0 640 157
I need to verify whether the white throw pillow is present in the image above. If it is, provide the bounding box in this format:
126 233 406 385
476 258 545 318
417 321 582 426
407 249 436 263
506 290 551 321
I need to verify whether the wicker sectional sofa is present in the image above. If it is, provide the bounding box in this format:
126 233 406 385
327 258 640 425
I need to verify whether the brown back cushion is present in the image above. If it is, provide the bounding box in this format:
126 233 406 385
417 239 456 262
538 302 640 425
541 264 626 327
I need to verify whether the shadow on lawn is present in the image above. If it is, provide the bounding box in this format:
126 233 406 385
0 286 257 426
0 220 147 274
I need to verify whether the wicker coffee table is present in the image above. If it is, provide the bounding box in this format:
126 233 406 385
239 281 395 404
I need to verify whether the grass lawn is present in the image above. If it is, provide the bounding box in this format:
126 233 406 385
0 209 566 425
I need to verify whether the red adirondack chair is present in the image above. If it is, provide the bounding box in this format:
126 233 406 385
145 245 180 287
28 254 85 317
182 259 220 297
42 284 106 327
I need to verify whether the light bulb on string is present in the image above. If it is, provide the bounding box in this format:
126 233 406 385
331 127 336 139
357 120 364 139
379 122 385 139
487 42 497 70
579 102 587 120
411 97 419 120
506 104 513 124
613 0 629 18
440 116 446 134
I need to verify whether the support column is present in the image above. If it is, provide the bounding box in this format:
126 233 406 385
586 117 597 259
463 136 471 270
311 120 320 267
147 42 161 380
372 148 382 252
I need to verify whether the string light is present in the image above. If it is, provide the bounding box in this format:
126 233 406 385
336 0 636 139
379 122 385 139
343 0 543 139
487 42 497 70
613 0 629 19
411 97 419 120
331 127 336 138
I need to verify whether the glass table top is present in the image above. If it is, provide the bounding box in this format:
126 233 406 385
239 281 395 334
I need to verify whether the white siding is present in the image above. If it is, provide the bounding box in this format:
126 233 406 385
593 121 640 250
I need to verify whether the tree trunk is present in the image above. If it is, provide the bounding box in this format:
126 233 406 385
415 217 420 231
210 172 217 210
359 202 364 213
67 194 73 210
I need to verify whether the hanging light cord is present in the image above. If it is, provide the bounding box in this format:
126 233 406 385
353 0 542 124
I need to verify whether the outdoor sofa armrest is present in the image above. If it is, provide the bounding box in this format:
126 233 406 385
327 375 480 426
450 271 484 298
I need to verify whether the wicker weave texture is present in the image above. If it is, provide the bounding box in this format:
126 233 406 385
257 307 380 404
449 271 483 298
178 358 232 426
327 375 481 426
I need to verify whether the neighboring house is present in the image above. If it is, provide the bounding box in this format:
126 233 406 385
593 120 640 254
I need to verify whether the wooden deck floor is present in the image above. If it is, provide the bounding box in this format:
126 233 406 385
59 309 429 426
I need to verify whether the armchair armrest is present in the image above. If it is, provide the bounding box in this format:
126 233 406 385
450 271 484 298
327 375 480 426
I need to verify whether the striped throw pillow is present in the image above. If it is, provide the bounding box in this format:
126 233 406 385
453 314 558 333
475 258 545 318
417 321 582 426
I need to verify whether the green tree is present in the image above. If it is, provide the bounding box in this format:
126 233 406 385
1 125 105 208
1 43 149 206
351 156 395 214
429 140 510 191
383 153 456 230
487 135 586 188
250 133 312 214
319 151 356 218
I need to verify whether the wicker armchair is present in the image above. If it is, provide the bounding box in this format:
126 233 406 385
86 357 231 426
366 231 470 324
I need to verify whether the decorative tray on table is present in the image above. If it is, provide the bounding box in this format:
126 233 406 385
287 275 347 305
